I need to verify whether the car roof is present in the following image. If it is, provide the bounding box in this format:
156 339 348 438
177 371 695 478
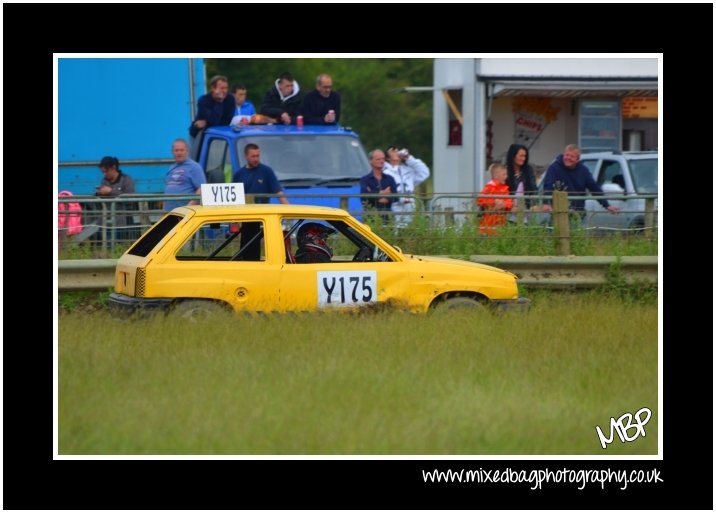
205 125 360 138
174 204 350 217
580 151 657 160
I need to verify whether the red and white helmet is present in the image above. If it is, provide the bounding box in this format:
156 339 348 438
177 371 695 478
297 222 336 258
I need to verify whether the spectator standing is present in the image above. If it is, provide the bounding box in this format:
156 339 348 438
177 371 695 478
383 146 430 227
163 139 205 211
96 156 136 198
95 156 137 229
302 74 341 125
505 144 538 208
477 163 513 236
260 72 302 125
189 75 235 138
542 144 620 217
360 149 397 224
230 83 257 126
232 143 288 261
233 143 289 205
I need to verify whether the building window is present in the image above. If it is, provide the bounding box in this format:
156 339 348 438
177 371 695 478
445 89 462 146
579 100 621 152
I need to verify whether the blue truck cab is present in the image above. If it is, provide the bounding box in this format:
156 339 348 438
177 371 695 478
196 124 369 213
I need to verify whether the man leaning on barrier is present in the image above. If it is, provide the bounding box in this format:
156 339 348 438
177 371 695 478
542 144 620 219
93 156 138 240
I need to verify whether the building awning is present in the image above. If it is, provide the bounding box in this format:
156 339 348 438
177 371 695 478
478 76 658 98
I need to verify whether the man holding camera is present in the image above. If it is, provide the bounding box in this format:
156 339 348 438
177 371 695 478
383 146 431 227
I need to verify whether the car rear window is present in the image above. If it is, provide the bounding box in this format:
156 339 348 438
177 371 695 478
128 214 183 257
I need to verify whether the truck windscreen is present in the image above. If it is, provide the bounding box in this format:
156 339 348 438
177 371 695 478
235 135 368 183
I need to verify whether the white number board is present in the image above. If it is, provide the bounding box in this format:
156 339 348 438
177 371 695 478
201 183 245 206
317 270 377 307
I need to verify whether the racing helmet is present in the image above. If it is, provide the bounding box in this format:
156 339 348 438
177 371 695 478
296 222 336 258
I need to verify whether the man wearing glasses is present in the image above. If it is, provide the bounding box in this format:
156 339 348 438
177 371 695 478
302 73 341 125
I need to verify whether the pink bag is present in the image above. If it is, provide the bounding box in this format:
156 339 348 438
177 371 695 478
58 190 83 236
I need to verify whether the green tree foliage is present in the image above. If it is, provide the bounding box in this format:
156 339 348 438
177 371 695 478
207 58 433 185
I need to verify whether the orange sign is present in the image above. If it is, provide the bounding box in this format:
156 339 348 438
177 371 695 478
622 97 658 119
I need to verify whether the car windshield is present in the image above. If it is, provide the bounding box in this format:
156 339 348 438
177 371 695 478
236 135 368 183
628 158 657 194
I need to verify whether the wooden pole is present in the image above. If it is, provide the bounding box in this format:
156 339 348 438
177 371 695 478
442 90 463 125
552 191 570 256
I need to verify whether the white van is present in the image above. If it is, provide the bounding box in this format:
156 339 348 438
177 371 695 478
581 151 658 231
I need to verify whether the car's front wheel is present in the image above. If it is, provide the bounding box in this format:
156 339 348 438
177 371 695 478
172 300 229 321
433 296 485 311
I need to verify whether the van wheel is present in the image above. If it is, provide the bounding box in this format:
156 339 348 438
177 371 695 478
173 300 228 321
434 296 484 311
628 219 645 235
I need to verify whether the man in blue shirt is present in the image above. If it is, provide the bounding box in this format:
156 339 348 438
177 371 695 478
163 139 206 211
543 144 620 216
233 143 288 204
360 149 397 224
230 84 257 126
232 143 288 261
302 74 341 125
189 75 236 138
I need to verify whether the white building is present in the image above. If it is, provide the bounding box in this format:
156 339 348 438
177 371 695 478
432 57 658 196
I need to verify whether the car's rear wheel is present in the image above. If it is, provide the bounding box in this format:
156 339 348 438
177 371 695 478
173 300 229 321
434 296 485 311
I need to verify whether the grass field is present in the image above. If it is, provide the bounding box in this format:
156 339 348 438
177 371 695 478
58 293 658 455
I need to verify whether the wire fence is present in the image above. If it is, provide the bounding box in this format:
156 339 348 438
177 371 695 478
57 192 658 258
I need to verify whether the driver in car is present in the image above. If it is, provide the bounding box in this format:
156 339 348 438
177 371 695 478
295 222 336 263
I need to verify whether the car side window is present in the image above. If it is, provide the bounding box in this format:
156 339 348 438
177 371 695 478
282 218 393 264
128 213 182 257
176 220 265 262
596 160 623 187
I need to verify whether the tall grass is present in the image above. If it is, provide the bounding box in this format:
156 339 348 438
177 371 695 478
58 294 657 455
362 213 657 257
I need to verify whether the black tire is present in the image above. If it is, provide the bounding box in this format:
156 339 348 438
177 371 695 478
629 218 645 234
434 296 484 311
173 300 229 321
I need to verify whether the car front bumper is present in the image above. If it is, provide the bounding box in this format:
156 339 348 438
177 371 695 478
491 297 531 311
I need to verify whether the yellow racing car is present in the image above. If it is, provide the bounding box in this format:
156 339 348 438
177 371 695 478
109 204 529 317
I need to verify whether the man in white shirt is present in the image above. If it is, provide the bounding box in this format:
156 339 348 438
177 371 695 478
383 146 431 227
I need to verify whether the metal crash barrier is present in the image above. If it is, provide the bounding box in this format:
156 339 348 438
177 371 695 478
58 256 657 291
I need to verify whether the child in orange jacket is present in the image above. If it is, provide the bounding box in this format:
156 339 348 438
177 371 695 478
477 163 513 235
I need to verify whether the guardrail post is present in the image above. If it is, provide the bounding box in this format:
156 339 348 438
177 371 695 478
644 198 655 239
100 202 108 255
552 191 571 256
110 201 117 249
444 207 455 226
514 197 525 225
339 196 348 211
59 229 67 253
138 200 151 227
